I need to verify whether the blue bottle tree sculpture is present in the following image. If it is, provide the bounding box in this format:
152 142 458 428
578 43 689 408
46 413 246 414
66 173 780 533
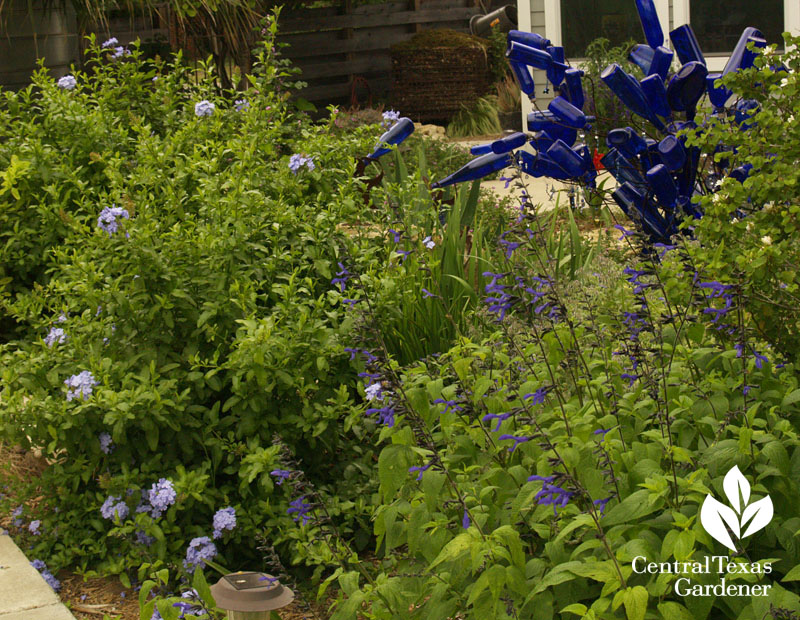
365 0 780 245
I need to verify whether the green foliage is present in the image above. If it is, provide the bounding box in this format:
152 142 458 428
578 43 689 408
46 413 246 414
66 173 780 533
447 95 502 138
0 13 378 579
486 27 511 84
684 34 800 360
579 38 645 150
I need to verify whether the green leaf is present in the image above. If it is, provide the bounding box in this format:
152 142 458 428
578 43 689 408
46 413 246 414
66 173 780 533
622 586 648 620
783 388 800 408
192 569 215 606
657 601 694 620
119 572 131 589
561 603 588 616
429 532 472 570
602 490 661 526
782 563 800 581
378 444 415 501
139 581 157 620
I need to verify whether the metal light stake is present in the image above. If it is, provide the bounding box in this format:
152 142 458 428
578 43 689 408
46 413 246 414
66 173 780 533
210 572 295 620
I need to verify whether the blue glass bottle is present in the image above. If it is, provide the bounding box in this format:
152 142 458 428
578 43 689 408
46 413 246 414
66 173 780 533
601 148 649 193
648 46 674 80
510 60 536 96
706 72 732 108
546 46 567 86
546 140 588 178
666 61 707 113
607 127 647 158
669 25 705 65
657 135 685 172
548 96 589 129
640 74 671 119
430 152 512 188
367 117 415 159
601 64 663 129
561 69 585 110
646 163 678 207
635 0 664 48
723 27 763 75
491 132 528 154
507 30 551 50
629 44 655 74
518 150 571 179
507 41 555 70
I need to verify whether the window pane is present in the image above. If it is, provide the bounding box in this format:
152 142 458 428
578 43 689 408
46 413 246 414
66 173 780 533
561 0 643 57
690 0 784 53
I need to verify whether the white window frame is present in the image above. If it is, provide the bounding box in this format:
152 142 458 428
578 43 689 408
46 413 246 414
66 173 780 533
672 0 799 71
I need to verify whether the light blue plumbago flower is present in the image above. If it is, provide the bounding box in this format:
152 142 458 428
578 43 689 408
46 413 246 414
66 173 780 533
234 99 250 112
288 153 315 173
30 561 60 591
364 382 384 402
135 529 155 546
28 520 41 535
212 507 236 539
101 37 119 48
148 478 176 518
422 236 435 249
194 100 215 117
57 312 68 323
57 75 77 90
183 536 217 573
44 327 67 347
111 46 129 60
382 109 400 127
100 495 129 521
64 370 98 401
99 432 114 454
97 205 130 237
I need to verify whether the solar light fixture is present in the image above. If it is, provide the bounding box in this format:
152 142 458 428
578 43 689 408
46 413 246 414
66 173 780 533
210 572 294 620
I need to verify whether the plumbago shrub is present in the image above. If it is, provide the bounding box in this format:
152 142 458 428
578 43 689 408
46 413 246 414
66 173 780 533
685 34 800 359
0 14 393 581
277 182 800 619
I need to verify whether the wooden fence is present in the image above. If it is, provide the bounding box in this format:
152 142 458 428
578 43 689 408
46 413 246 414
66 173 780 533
277 0 482 106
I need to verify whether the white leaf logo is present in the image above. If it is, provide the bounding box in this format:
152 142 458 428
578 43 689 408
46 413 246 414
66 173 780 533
700 466 773 551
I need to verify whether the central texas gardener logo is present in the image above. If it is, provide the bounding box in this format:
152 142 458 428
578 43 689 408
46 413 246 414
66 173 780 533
700 466 774 551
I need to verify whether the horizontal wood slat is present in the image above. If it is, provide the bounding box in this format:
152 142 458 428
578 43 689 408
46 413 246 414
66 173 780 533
280 6 474 33
277 0 477 103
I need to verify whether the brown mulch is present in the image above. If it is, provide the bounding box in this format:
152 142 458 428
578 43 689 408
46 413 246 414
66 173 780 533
0 441 329 619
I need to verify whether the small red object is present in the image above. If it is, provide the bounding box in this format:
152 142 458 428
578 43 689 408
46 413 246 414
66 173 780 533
592 149 605 171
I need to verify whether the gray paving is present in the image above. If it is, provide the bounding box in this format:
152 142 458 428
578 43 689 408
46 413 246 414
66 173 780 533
0 534 76 619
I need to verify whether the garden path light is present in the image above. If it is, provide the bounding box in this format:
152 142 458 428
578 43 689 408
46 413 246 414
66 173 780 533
210 571 294 620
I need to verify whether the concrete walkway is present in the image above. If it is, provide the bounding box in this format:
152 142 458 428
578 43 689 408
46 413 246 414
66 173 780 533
0 534 76 619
